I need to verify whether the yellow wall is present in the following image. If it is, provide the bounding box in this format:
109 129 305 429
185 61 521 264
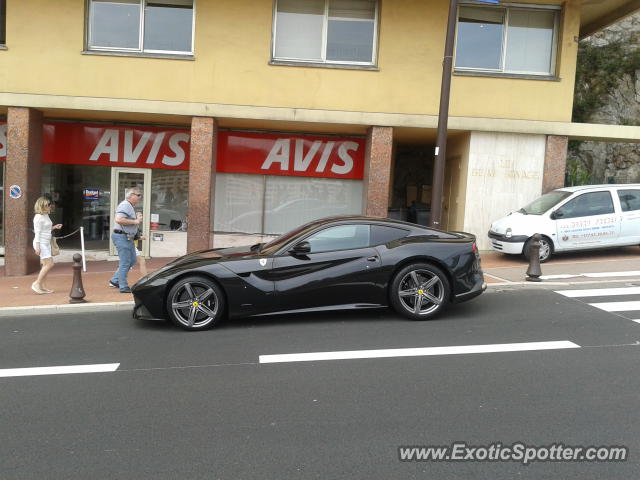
0 0 580 122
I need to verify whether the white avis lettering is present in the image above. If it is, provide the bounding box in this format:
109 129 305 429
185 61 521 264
261 139 358 175
89 129 189 167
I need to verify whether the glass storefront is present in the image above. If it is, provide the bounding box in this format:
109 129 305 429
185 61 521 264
42 164 112 250
214 173 363 235
41 163 189 256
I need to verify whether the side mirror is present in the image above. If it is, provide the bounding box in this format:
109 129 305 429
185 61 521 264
550 210 563 220
289 241 311 255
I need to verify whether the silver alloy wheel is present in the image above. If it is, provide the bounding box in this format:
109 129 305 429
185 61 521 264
397 269 445 316
170 281 219 329
538 238 551 261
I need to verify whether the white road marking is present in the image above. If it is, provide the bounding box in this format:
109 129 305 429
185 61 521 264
0 363 120 378
259 341 580 364
541 271 640 280
588 301 640 312
633 320 640 324
556 287 640 298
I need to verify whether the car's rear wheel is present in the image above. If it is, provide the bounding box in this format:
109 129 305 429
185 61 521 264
165 276 225 331
390 263 450 320
523 236 552 263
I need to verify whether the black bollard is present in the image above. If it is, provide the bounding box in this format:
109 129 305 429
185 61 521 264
526 233 543 282
69 253 87 303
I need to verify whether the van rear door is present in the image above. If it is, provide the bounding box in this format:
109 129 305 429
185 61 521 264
615 188 640 245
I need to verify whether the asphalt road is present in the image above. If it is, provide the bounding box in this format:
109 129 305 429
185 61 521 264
1 284 639 480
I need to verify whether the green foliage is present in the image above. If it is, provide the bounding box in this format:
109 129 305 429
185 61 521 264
572 40 640 123
564 157 592 187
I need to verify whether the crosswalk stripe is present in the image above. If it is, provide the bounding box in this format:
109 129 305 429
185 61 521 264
259 341 581 364
587 301 640 312
556 287 640 298
0 363 120 378
542 271 640 280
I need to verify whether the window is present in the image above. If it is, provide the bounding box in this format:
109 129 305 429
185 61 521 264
273 0 378 65
370 225 408 246
306 224 370 252
214 173 363 236
88 0 194 54
0 0 5 45
618 190 640 212
455 4 558 75
556 192 614 219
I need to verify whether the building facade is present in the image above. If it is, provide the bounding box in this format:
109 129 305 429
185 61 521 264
1 0 640 274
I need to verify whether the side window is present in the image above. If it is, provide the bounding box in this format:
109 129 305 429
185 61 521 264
617 190 640 212
370 225 408 246
273 0 378 66
557 192 614 219
306 225 370 253
87 0 194 54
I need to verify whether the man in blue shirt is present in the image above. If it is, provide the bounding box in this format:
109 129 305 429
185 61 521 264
110 187 143 293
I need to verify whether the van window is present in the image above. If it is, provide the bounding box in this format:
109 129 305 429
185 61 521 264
556 191 614 219
617 190 640 212
520 190 572 215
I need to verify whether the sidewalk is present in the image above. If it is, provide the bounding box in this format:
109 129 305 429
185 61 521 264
0 257 175 310
482 246 640 284
0 247 639 312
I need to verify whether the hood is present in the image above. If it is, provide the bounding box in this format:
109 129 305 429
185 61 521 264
490 211 548 236
172 245 261 265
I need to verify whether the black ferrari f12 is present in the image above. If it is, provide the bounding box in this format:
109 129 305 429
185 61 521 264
132 216 486 330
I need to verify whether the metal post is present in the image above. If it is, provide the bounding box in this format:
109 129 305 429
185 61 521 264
526 233 543 282
80 226 86 272
69 253 87 303
430 0 458 228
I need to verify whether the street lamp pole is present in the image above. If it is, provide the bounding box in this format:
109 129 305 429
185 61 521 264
429 0 459 228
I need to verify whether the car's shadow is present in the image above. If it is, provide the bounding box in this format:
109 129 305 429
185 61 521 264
133 300 484 332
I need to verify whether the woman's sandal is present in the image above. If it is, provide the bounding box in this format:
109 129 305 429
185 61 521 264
31 282 46 295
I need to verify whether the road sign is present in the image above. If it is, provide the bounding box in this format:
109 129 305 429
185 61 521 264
9 185 22 199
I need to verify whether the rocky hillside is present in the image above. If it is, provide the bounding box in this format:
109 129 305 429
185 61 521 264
568 13 640 185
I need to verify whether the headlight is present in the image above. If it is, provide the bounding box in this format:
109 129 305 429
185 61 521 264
505 228 513 238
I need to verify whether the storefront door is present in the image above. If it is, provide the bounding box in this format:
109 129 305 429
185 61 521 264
110 168 151 257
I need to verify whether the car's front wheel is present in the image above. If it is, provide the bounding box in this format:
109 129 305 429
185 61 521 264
165 276 225 331
390 263 451 320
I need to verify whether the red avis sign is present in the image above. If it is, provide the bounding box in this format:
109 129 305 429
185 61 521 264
43 123 190 170
217 131 365 179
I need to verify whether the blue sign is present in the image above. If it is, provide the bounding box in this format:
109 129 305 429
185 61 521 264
474 0 499 3
9 185 22 199
83 188 101 201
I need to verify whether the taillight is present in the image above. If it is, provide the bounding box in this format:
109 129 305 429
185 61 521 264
472 242 478 256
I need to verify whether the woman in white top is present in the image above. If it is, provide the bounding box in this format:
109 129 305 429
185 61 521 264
32 197 63 294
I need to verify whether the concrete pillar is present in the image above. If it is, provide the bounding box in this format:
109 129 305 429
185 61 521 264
187 117 217 253
5 107 43 276
542 135 568 193
363 126 393 217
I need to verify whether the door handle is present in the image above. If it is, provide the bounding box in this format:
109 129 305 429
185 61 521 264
367 256 379 262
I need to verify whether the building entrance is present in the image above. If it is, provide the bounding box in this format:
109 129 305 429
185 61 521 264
110 168 151 258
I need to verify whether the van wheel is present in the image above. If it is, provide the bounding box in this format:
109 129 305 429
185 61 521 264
524 236 552 263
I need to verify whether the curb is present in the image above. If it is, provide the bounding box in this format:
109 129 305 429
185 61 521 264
0 301 134 318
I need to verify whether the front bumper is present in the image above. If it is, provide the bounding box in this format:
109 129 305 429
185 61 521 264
488 230 526 255
132 296 165 321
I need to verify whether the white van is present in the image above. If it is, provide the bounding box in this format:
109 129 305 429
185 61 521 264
488 184 640 262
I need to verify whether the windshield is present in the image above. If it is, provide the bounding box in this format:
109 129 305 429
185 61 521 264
519 191 572 215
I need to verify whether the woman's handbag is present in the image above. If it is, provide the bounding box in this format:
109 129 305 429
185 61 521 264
51 237 60 256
